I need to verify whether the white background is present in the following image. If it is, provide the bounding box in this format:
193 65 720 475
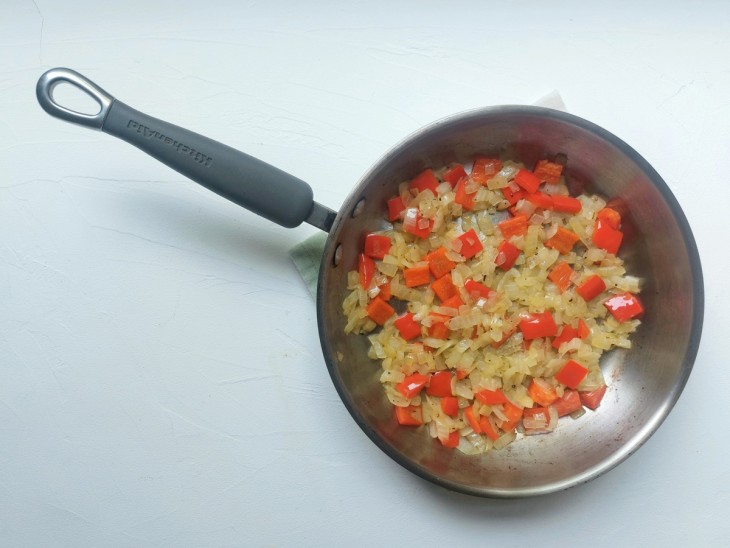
1 1 728 546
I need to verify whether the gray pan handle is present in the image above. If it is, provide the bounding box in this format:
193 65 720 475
36 68 336 232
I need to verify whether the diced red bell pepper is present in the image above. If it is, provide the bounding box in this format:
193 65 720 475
441 396 459 417
533 160 563 184
431 274 459 302
552 324 579 349
548 261 574 293
387 195 406 221
426 313 450 340
479 415 500 441
395 405 423 426
576 274 606 301
358 253 375 288
526 192 553 210
394 312 422 341
603 292 644 322
552 195 582 214
396 373 429 399
592 218 623 255
363 233 391 259
409 169 440 195
552 389 582 416
439 430 460 447
440 294 464 309
545 227 580 254
443 164 467 187
499 401 524 431
494 240 520 270
522 406 552 432
555 359 589 389
425 247 456 279
377 279 391 301
577 318 591 339
475 388 508 406
403 207 433 239
464 406 482 433
501 185 525 206
498 214 528 239
597 207 621 230
403 264 430 288
464 279 494 301
519 311 558 340
579 385 607 410
455 229 484 260
528 378 558 406
427 371 453 397
366 297 395 326
514 169 542 193
470 157 502 184
454 177 477 210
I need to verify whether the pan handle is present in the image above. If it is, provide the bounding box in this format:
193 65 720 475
36 68 336 232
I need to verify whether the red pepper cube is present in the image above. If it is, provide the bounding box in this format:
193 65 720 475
577 318 591 339
526 192 554 210
498 214 528 239
579 385 607 410
519 311 558 340
475 388 508 406
555 359 589 390
545 227 580 255
409 169 440 195
358 253 376 289
552 389 582 416
592 219 623 255
426 313 450 340
439 430 460 447
363 233 391 260
464 279 494 301
396 373 429 399
443 164 467 187
494 240 520 270
551 195 582 214
394 312 422 341
426 371 453 397
455 229 483 259
501 185 525 206
552 324 579 349
548 261 574 293
440 396 459 417
603 292 644 322
403 207 433 239
576 274 606 301
454 177 477 210
513 168 542 193
533 160 563 184
425 247 456 279
387 196 406 222
471 157 502 184
395 405 424 426
431 274 459 302
597 207 622 230
365 297 395 326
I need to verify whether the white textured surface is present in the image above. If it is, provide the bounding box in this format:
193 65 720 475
1 1 729 546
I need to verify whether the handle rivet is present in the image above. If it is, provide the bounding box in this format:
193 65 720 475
333 244 343 267
351 198 365 218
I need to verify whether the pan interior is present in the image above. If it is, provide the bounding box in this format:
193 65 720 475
317 106 702 497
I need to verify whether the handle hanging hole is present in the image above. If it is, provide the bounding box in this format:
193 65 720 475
51 81 103 116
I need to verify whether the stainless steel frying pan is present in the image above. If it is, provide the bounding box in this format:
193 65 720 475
37 67 703 497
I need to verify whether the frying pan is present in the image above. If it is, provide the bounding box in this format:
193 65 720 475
36 67 704 497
